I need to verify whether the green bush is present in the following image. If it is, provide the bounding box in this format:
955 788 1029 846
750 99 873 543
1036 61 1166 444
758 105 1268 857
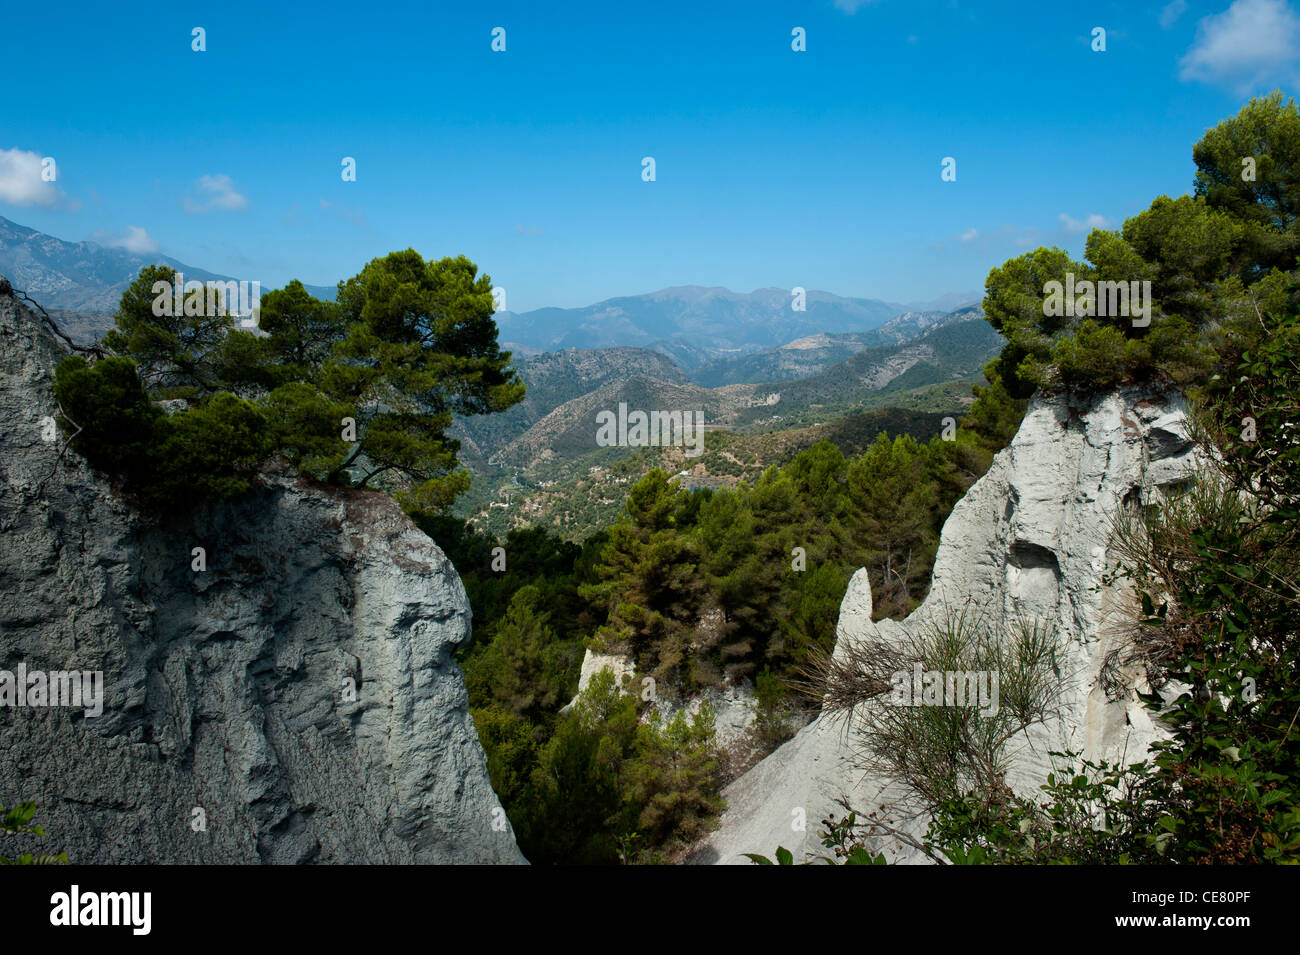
149 393 275 503
1111 297 1300 862
53 355 275 507
52 355 162 481
501 668 724 864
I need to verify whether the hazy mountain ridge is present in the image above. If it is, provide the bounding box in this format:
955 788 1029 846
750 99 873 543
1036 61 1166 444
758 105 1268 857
0 215 230 312
746 316 1001 416
689 305 984 386
489 374 740 469
0 216 336 319
496 285 907 368
461 316 1002 510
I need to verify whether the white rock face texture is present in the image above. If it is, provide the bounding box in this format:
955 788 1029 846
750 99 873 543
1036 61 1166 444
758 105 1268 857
575 649 638 698
569 647 770 755
0 284 525 863
694 385 1200 864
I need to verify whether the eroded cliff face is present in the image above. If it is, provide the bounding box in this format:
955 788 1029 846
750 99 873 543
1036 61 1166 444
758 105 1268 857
695 385 1200 864
0 284 525 863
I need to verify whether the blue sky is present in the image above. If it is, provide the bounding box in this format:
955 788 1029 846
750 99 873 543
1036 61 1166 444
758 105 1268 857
3 0 1298 311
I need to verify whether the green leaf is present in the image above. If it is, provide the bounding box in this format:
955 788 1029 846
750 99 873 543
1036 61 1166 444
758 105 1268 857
844 847 887 865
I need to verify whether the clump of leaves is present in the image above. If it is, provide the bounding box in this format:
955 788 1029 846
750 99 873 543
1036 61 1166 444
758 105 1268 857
1 801 68 865
743 813 888 866
922 753 1166 864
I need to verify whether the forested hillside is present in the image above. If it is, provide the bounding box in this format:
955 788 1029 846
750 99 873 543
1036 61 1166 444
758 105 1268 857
452 346 688 467
453 314 1003 538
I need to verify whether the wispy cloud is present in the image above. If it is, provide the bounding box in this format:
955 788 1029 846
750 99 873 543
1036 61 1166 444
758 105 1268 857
1179 0 1300 93
92 225 158 254
319 198 367 228
1058 212 1108 233
937 215 1110 255
183 173 248 213
0 148 60 207
1161 0 1188 29
515 223 545 236
934 224 1046 254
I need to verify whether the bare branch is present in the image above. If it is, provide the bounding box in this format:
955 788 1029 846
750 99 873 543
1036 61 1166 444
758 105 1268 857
9 285 112 360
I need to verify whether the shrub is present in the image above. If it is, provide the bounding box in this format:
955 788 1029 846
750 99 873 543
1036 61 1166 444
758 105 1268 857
53 355 276 507
804 607 1062 809
52 355 162 482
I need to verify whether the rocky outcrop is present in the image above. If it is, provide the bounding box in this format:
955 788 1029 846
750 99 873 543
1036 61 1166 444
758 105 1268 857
0 283 525 863
573 649 638 702
566 648 766 754
694 386 1200 864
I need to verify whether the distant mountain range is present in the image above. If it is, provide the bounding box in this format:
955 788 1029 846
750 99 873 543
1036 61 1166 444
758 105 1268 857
454 312 1001 472
688 306 985 386
894 291 984 313
0 217 979 365
494 286 980 370
0 215 336 317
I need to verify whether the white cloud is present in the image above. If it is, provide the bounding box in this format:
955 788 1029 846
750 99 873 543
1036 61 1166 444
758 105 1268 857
515 223 545 236
1179 0 1300 92
0 148 60 207
183 173 248 213
93 225 159 254
1161 0 1188 29
1058 212 1109 233
958 227 979 243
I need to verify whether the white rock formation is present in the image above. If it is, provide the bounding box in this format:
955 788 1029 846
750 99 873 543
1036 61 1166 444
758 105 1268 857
575 649 639 698
694 386 1200 864
652 682 762 753
0 282 525 863
566 646 769 754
